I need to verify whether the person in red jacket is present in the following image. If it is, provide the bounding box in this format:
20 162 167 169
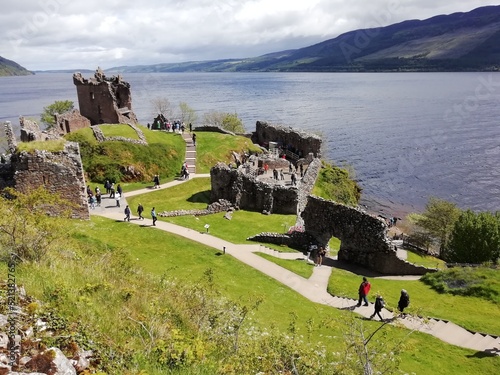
356 277 371 307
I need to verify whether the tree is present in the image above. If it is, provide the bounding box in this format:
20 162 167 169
151 97 173 120
445 210 500 263
178 102 198 126
40 100 74 128
203 111 245 133
411 197 461 254
0 187 72 262
221 112 245 133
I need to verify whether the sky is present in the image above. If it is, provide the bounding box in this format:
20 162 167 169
1 0 498 71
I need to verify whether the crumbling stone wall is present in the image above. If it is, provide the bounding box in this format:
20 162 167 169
301 196 431 275
252 121 322 158
210 163 298 214
55 109 91 135
10 142 89 219
19 117 60 142
73 68 138 126
0 123 89 220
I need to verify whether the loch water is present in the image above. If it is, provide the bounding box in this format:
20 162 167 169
1 72 499 216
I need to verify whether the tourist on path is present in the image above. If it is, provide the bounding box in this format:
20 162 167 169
316 246 326 267
151 207 157 226
356 277 371 306
137 203 144 220
153 174 160 189
104 180 111 195
192 133 197 146
117 184 123 197
115 192 121 207
370 294 385 321
124 205 131 222
398 289 410 315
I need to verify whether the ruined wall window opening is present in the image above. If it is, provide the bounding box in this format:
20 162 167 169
90 92 94 100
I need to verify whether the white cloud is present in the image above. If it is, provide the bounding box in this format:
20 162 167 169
0 0 497 70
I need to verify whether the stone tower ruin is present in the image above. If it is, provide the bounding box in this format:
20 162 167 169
73 67 138 126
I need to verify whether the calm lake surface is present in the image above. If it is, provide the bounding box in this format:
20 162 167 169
1 72 499 216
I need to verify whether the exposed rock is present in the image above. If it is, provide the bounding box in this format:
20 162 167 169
49 347 76 375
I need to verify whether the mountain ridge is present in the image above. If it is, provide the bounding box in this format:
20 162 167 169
108 5 500 73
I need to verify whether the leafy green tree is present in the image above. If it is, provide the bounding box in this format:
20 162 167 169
445 210 500 263
178 102 198 126
222 112 245 133
203 111 245 133
40 100 74 128
0 187 72 262
411 197 461 254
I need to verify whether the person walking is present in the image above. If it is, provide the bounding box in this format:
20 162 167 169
192 133 197 146
316 246 326 267
370 294 385 321
153 174 160 189
115 192 121 207
124 205 131 222
151 207 157 226
356 277 371 307
398 289 410 315
137 203 144 220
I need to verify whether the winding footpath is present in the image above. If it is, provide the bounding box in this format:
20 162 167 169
91 132 500 357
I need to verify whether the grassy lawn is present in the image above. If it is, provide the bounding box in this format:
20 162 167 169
406 249 447 269
195 132 261 173
164 210 296 245
327 266 500 335
74 217 500 374
99 124 140 139
256 252 314 278
6 215 498 375
126 177 211 211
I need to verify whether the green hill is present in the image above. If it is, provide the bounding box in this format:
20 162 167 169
0 55 33 76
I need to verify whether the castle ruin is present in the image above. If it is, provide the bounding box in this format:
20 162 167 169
1 121 89 219
210 121 433 275
73 67 138 126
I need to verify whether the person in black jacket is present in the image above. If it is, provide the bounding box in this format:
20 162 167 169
398 289 410 315
370 294 385 321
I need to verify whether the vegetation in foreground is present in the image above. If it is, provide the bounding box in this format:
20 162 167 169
1 187 499 374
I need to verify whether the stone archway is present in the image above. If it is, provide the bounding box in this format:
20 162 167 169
301 196 431 275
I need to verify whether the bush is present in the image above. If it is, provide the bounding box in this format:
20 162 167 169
421 267 500 304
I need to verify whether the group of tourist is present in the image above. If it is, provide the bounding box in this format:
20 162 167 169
87 182 122 209
356 277 410 321
147 114 190 134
